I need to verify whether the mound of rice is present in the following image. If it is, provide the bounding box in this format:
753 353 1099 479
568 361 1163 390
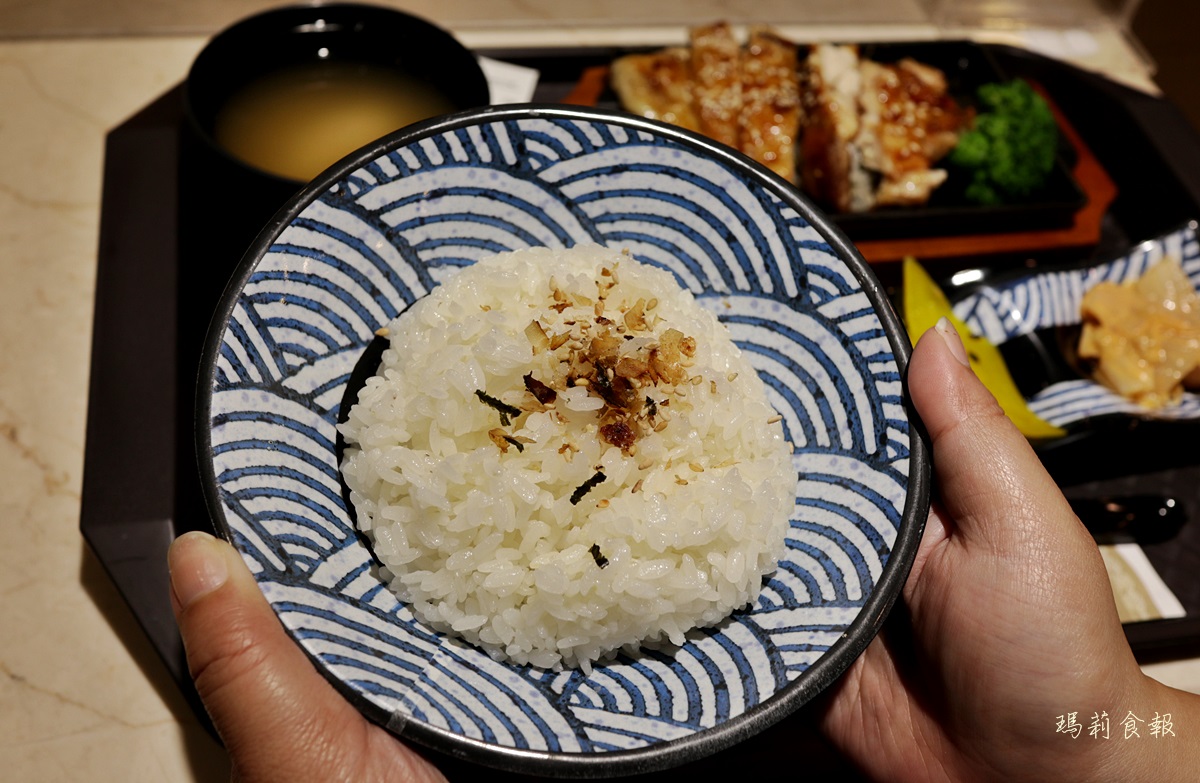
340 245 794 670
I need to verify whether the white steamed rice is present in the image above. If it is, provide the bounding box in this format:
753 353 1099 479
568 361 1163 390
339 245 794 670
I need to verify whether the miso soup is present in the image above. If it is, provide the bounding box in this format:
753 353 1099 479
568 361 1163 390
214 61 456 182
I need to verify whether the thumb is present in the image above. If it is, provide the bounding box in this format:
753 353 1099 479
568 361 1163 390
907 318 1081 556
168 531 442 782
167 531 363 768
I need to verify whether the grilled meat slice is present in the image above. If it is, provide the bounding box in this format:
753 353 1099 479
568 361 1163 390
800 44 873 212
610 47 701 131
857 57 967 206
737 27 801 183
690 22 742 148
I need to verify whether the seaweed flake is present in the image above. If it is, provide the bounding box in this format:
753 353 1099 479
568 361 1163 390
570 470 606 505
589 543 609 569
475 389 522 426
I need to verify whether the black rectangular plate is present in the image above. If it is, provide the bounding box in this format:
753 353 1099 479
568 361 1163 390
503 39 1088 241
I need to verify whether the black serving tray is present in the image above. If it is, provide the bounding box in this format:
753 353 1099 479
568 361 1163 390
81 41 1200 773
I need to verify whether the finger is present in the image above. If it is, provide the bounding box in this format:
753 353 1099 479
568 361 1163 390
169 531 455 783
906 321 1139 690
168 532 368 773
907 318 1080 556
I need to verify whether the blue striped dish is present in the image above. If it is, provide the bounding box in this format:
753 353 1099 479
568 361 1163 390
197 105 929 775
952 223 1200 428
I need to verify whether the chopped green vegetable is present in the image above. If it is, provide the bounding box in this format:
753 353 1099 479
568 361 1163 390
949 78 1059 205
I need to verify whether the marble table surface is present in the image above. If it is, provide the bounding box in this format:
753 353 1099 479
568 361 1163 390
1 15 1195 780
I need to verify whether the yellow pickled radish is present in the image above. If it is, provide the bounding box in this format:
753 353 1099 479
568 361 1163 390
902 257 1066 441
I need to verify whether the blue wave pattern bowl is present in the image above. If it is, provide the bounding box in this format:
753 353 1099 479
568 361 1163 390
198 105 928 775
953 223 1200 428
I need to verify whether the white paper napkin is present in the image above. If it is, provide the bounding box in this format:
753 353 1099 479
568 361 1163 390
478 56 541 104
1101 543 1186 623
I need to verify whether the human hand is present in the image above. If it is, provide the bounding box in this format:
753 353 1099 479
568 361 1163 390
168 531 446 783
170 317 1198 782
820 318 1196 782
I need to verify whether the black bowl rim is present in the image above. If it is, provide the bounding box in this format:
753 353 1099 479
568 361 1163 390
196 103 931 778
181 1 490 187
